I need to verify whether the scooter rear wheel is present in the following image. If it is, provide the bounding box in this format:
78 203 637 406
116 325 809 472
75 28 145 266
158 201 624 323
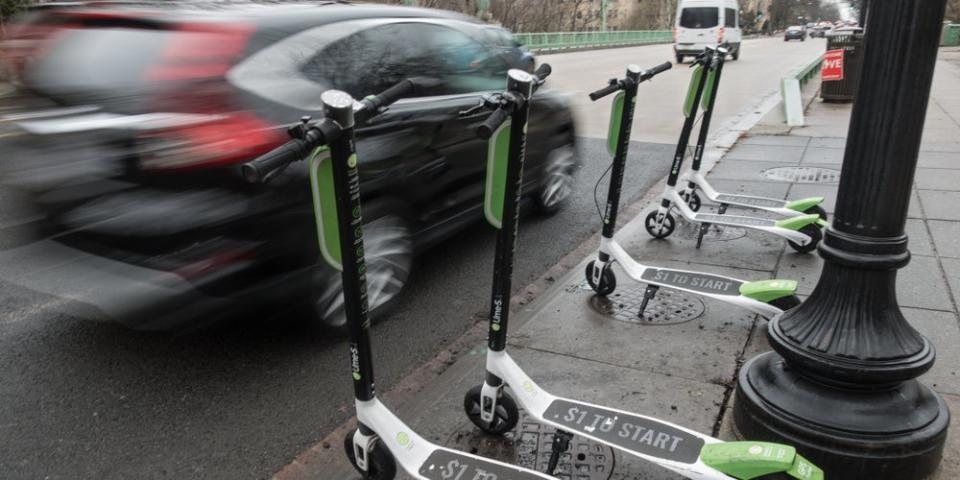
803 204 828 221
463 385 520 435
585 261 617 296
344 430 398 480
645 211 676 239
769 295 802 311
787 224 823 254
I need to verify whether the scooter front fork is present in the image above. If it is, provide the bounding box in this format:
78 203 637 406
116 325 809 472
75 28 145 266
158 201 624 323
479 380 501 424
352 427 379 473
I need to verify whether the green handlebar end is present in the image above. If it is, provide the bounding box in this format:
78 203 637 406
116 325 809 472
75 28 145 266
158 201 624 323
700 442 823 480
739 279 798 303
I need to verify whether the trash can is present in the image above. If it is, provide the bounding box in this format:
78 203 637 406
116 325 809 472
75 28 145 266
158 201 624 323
821 28 864 102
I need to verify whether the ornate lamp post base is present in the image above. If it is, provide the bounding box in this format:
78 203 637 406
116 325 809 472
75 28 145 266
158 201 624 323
735 352 950 478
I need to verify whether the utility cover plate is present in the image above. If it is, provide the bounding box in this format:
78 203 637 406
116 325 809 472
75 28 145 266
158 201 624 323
447 410 615 480
589 285 705 325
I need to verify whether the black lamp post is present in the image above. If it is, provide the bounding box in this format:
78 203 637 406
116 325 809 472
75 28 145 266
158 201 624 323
733 1 951 477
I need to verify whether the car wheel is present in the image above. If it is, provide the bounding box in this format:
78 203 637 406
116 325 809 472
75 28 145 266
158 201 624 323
534 145 577 216
732 46 740 60
676 54 684 64
312 207 413 331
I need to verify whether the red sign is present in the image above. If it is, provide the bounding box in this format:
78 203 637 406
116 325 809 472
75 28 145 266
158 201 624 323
822 49 845 81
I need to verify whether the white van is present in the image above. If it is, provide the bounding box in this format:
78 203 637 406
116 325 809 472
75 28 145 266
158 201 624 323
673 0 742 63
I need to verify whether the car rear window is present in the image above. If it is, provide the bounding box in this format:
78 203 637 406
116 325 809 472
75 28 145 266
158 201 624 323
680 7 719 29
725 8 736 28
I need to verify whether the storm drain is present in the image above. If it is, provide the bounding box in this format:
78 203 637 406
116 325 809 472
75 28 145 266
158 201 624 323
588 284 706 325
447 410 615 480
761 166 841 183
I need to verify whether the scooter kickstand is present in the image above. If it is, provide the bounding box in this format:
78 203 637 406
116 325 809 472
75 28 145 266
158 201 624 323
638 284 660 318
545 429 574 475
696 223 710 249
718 204 728 215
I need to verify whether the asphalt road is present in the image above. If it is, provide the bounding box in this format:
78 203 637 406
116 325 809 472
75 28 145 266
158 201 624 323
0 37 824 479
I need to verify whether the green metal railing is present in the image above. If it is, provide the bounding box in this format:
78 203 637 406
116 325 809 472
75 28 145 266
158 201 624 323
943 24 960 47
782 54 824 127
514 30 673 52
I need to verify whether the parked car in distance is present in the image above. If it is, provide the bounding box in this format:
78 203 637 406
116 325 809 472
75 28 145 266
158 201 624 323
0 2 577 332
784 26 806 41
673 0 741 63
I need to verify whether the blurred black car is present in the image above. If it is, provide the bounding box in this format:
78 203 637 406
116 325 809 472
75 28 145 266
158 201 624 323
784 26 806 41
0 3 577 331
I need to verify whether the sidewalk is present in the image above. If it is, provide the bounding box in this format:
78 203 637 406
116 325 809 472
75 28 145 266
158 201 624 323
276 51 960 480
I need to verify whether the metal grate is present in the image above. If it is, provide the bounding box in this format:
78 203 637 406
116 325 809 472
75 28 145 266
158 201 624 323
761 166 841 184
677 220 747 242
588 284 706 325
447 410 615 480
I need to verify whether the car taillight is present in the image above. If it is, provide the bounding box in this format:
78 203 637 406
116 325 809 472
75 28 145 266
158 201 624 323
718 27 725 42
673 27 678 42
138 112 286 171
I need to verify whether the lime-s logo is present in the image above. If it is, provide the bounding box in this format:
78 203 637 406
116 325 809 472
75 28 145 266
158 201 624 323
350 344 361 381
397 432 410 447
347 154 358 168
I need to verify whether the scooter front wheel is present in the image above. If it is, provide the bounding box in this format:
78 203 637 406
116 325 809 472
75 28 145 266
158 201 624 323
685 191 702 212
787 224 822 254
585 261 617 296
463 385 520 435
645 211 676 239
344 430 398 480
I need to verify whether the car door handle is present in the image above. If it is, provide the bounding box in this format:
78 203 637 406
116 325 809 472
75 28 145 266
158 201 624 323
411 157 449 179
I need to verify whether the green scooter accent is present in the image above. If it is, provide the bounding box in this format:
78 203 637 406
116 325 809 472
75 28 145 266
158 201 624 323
683 65 705 118
308 146 342 271
784 197 826 214
701 442 823 480
739 279 799 303
774 214 821 231
484 120 513 229
607 90 628 155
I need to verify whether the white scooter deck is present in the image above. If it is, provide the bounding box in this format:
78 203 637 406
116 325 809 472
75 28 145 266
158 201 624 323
685 171 814 218
487 351 735 480
600 237 787 318
666 190 814 246
357 399 555 480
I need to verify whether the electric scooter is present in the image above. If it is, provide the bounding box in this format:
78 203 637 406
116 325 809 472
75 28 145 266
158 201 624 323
677 45 828 249
464 66 823 480
586 63 801 318
243 81 555 480
646 48 823 253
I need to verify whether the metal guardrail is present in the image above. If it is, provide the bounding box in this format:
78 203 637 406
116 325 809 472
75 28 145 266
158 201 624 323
782 54 824 127
943 24 960 47
514 30 672 53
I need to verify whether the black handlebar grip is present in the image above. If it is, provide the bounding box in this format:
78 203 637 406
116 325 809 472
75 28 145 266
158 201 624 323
641 61 673 81
375 78 416 108
477 108 510 139
533 63 552 81
241 139 306 183
589 82 621 101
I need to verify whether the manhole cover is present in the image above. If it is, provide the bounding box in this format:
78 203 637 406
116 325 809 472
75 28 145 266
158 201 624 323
447 410 615 480
589 285 706 325
677 220 747 242
761 166 841 183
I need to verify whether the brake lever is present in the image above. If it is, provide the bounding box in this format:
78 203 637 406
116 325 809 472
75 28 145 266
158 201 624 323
287 116 312 139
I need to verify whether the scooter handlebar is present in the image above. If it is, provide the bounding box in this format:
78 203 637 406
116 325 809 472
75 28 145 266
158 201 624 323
589 82 620 101
641 61 673 81
533 63 552 83
477 108 510 139
242 128 326 184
